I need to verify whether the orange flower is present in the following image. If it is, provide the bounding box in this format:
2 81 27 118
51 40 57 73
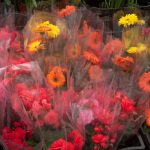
83 50 100 65
47 66 66 88
103 39 123 56
88 65 102 82
27 39 45 54
58 5 76 17
138 72 150 93
87 31 102 50
34 21 52 33
113 56 134 72
146 109 150 126
66 44 81 59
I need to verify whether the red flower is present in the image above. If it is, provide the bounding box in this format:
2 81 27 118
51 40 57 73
94 127 102 133
2 122 33 150
48 139 74 150
92 134 108 148
121 98 135 113
68 130 84 150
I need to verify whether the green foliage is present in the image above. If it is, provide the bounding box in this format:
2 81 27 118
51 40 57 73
27 139 39 147
102 0 137 9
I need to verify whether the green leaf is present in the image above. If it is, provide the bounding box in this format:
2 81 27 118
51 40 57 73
43 129 65 146
32 0 37 7
27 140 39 147
4 0 11 5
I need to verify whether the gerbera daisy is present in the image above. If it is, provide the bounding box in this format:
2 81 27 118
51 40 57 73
138 72 150 93
103 39 123 56
58 5 76 18
34 21 60 39
27 39 45 54
34 21 52 33
88 65 102 82
113 56 134 72
87 31 102 50
47 66 66 88
83 50 100 64
47 24 60 39
118 14 138 28
66 44 81 59
127 43 147 54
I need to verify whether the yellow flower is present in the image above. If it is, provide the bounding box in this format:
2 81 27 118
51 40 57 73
137 19 145 25
137 43 147 52
118 14 138 28
34 21 52 33
127 46 138 54
47 24 60 38
27 39 45 54
33 21 60 39
127 43 147 54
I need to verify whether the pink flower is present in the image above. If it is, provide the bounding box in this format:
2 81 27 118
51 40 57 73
77 109 94 127
41 99 51 110
32 101 43 117
44 110 60 128
0 27 11 40
48 139 74 150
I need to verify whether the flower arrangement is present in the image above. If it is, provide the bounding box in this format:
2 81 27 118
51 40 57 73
0 5 150 150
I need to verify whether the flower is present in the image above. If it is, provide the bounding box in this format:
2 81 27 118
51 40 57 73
0 27 11 40
47 24 60 38
127 46 137 53
68 130 84 150
92 134 108 148
2 122 32 150
118 14 138 28
34 21 52 33
44 110 60 128
47 66 66 88
27 39 45 54
77 109 94 127
146 118 150 127
145 109 150 126
79 21 90 39
66 43 81 59
88 65 102 82
121 98 135 113
113 56 134 72
127 43 147 54
138 19 145 25
103 39 123 57
87 31 102 50
138 72 150 93
58 5 76 17
83 50 100 64
48 139 74 150
34 21 60 38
